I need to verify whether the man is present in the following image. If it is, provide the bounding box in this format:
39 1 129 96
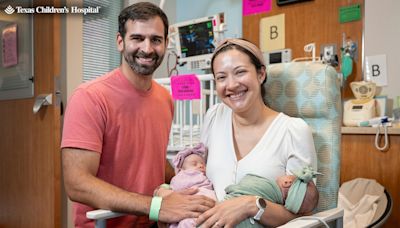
61 2 214 227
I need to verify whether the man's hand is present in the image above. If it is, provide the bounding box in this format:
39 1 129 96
158 188 216 223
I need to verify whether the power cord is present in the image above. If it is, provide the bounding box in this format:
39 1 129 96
167 51 179 77
375 123 389 151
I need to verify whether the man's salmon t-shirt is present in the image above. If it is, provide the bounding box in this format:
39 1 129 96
61 68 173 227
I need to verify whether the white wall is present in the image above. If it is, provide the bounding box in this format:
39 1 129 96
365 0 400 115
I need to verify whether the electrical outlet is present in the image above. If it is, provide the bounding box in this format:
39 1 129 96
324 46 333 60
320 44 337 61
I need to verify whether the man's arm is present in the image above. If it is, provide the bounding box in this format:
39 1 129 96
62 148 151 214
62 148 215 222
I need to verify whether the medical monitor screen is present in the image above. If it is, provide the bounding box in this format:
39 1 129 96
269 52 282 64
178 20 215 58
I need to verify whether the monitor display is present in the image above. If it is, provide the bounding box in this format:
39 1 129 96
178 20 215 58
269 52 282 64
170 13 224 70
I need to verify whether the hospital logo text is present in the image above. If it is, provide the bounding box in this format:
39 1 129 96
4 5 101 15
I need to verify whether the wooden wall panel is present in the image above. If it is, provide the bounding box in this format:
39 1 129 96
243 1 399 226
341 134 400 227
243 0 364 99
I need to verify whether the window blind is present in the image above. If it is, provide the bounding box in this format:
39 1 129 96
82 0 122 82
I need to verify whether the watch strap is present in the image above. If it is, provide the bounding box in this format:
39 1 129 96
254 207 265 220
251 196 266 223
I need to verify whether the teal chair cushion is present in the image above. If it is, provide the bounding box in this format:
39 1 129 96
264 62 342 212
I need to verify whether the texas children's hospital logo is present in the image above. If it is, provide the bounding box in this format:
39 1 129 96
4 5 100 15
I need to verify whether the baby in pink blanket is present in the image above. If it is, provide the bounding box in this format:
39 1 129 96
169 143 217 228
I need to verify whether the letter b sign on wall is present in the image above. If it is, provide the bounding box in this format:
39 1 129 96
365 54 388 86
260 14 285 52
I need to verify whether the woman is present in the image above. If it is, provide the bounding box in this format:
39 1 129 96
197 39 317 227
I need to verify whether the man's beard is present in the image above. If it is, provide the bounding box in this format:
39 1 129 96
123 49 164 76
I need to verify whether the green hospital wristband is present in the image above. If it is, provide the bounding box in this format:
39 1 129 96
149 196 163 221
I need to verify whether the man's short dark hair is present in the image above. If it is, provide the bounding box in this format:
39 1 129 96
118 2 169 40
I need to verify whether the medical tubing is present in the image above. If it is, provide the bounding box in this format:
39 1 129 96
358 116 388 127
167 51 179 77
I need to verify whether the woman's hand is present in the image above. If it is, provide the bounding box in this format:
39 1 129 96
196 195 256 228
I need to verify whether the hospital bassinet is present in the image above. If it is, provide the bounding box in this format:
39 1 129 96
155 74 219 159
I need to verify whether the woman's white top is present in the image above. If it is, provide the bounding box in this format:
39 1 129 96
201 103 317 201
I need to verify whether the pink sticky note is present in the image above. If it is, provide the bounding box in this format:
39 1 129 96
170 74 201 100
243 0 272 16
2 24 18 68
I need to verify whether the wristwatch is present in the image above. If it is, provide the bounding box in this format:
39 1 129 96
250 196 267 224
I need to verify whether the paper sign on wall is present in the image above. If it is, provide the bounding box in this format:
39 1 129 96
243 0 272 16
170 74 201 100
2 24 18 68
339 4 361 23
365 54 388 86
260 14 285 52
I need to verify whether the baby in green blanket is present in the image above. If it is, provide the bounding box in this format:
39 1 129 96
225 166 320 227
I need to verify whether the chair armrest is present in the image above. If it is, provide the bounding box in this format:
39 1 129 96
86 209 125 220
278 207 344 228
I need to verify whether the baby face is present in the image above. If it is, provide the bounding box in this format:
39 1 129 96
181 154 206 173
276 175 297 200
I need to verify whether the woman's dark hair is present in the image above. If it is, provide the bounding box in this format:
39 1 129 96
118 2 169 40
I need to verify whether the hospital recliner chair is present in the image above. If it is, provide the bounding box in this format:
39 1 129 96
264 61 344 227
86 61 344 227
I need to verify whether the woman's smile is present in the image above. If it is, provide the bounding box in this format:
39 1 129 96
228 90 246 100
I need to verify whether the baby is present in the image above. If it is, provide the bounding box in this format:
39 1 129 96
168 143 217 228
165 144 319 228
225 166 320 227
276 173 319 214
